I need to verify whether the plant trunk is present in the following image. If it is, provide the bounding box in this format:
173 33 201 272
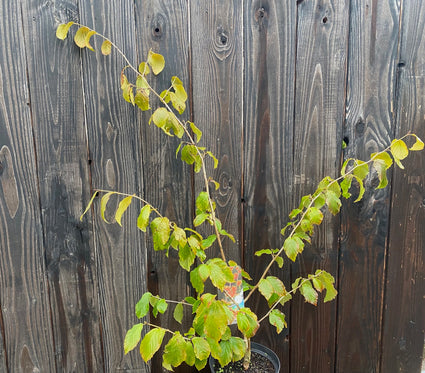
243 338 251 370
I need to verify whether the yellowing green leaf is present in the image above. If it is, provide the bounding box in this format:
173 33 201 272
173 303 184 324
138 61 150 75
115 195 133 226
151 217 171 250
147 50 165 75
135 292 152 318
391 139 409 160
56 22 75 40
135 90 150 111
207 258 234 290
192 337 211 360
140 328 166 362
124 323 143 354
269 309 287 334
300 280 318 305
236 308 259 339
101 40 112 55
189 121 202 143
137 205 151 232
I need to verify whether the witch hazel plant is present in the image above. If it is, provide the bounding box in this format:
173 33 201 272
57 22 424 371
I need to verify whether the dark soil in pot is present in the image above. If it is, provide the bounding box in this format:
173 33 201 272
209 342 280 373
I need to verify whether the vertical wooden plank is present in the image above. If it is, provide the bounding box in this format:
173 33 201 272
190 0 243 263
381 1 425 371
134 1 192 372
336 1 401 372
243 1 296 370
76 0 148 370
0 1 56 371
20 1 104 371
291 1 349 372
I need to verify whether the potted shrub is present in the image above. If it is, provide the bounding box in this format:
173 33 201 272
57 22 423 372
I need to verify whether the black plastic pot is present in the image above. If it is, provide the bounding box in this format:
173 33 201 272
209 342 280 372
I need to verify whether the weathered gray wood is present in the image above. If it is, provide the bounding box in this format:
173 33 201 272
242 1 296 370
20 1 104 371
381 1 425 372
291 1 349 372
190 0 243 263
0 1 56 371
134 1 192 372
76 0 149 371
336 1 401 372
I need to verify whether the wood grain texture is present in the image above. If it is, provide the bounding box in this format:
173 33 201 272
190 0 243 263
0 1 56 371
242 1 296 370
20 1 104 371
381 1 425 372
134 1 192 372
291 1 349 372
77 0 148 371
336 1 401 372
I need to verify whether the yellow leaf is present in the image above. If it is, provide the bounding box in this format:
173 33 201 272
101 40 112 55
74 26 91 48
56 22 74 40
147 50 165 75
115 195 133 226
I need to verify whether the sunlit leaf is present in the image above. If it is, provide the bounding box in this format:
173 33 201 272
85 29 97 51
124 323 143 354
101 40 112 55
74 26 91 48
192 337 211 360
56 22 75 40
135 292 152 318
147 50 165 75
140 328 165 362
269 309 287 334
80 191 98 221
100 192 114 223
236 308 259 339
115 195 133 226
391 139 409 160
409 134 424 151
173 303 184 324
189 121 202 143
137 205 151 232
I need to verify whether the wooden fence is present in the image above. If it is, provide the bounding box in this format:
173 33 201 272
0 0 424 372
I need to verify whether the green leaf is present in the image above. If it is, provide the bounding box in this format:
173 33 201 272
171 226 187 249
306 207 323 225
300 280 318 305
140 328 166 362
136 75 150 89
135 292 152 318
124 323 143 354
409 134 424 151
275 256 284 268
151 217 171 249
190 266 205 294
150 296 168 317
289 208 302 219
228 337 246 362
100 192 114 223
197 263 211 281
74 26 91 48
203 301 234 341
137 205 151 232
184 340 196 366
217 340 232 367
316 270 338 302
269 309 287 334
192 337 211 360
207 258 234 291
163 332 186 369
80 191 98 221
206 337 222 360
259 276 286 304
352 160 369 180
120 73 133 104
189 122 202 143
56 22 75 40
202 234 217 249
325 190 342 215
236 308 259 339
283 236 303 262
179 244 196 271
195 358 208 370
173 303 184 324
194 212 209 227
151 107 169 130
147 50 165 75
340 175 353 199
196 191 210 212
391 139 409 160
206 151 219 169
115 195 133 226
255 249 273 257
101 40 112 55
